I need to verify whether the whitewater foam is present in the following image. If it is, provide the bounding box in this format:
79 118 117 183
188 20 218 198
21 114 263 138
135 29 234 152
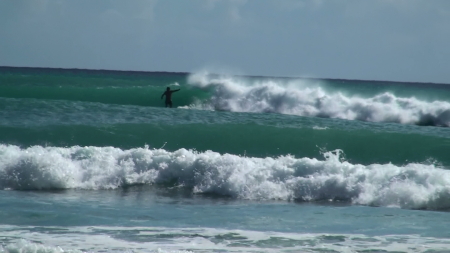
2 225 450 253
187 72 450 126
1 144 450 210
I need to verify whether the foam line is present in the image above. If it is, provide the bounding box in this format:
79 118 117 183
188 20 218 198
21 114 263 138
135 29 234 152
3 226 450 253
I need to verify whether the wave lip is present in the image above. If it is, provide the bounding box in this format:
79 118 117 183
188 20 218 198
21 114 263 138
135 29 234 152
187 72 450 126
1 144 450 210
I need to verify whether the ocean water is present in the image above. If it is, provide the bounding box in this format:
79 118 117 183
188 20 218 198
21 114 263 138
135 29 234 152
1 67 450 253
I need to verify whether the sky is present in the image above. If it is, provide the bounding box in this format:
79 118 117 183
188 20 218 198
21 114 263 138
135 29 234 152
0 0 449 83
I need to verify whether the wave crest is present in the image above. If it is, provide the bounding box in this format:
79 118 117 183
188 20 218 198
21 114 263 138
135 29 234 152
187 72 450 126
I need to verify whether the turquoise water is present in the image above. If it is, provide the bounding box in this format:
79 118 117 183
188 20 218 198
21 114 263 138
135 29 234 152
2 189 450 252
1 67 450 252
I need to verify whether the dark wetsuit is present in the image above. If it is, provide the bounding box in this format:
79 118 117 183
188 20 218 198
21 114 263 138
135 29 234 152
161 89 180 108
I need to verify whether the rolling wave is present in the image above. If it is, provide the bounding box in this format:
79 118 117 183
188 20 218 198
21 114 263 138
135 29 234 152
3 67 450 127
1 144 449 210
187 72 450 126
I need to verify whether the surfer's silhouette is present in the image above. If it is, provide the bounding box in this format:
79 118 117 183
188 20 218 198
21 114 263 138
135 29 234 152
161 87 180 108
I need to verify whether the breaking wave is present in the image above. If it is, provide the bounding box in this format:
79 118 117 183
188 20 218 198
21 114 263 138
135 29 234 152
1 144 450 210
187 72 450 126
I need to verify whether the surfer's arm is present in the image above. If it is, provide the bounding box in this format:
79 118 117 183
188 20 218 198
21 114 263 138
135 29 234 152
161 92 166 99
173 89 180 93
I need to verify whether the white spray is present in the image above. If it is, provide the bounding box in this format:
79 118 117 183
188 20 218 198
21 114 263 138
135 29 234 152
187 72 450 126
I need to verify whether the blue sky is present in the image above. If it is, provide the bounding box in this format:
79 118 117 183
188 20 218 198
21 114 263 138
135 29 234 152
1 0 449 83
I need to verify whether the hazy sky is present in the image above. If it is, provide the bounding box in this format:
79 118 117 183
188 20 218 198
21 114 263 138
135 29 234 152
1 0 449 83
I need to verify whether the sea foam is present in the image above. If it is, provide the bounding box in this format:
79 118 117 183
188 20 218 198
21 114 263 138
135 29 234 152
2 226 450 253
1 144 450 210
187 72 450 126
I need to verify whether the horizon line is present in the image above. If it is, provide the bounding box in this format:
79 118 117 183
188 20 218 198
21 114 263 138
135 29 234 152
0 65 448 86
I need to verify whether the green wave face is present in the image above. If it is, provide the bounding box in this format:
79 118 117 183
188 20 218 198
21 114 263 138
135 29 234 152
1 119 449 167
0 68 207 107
0 103 450 166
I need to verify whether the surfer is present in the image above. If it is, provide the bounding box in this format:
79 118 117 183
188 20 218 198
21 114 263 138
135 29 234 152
161 87 180 108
